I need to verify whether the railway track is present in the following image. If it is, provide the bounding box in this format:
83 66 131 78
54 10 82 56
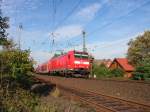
35 75 150 112
88 78 150 85
57 85 150 112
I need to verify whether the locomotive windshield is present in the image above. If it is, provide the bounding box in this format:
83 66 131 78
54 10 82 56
74 53 89 59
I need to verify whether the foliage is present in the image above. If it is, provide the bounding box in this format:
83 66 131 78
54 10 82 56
0 76 59 112
1 10 56 112
93 64 111 78
127 31 150 66
0 11 10 46
133 58 150 80
93 63 124 78
0 49 34 78
110 68 124 77
51 87 61 98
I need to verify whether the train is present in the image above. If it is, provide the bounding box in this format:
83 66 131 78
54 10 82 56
35 50 91 78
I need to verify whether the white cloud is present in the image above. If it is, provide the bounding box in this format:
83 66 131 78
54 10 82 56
31 32 144 66
92 42 128 59
52 24 83 40
7 28 49 50
1 0 39 14
86 32 144 59
56 37 129 60
30 51 54 67
76 3 101 21
30 38 128 66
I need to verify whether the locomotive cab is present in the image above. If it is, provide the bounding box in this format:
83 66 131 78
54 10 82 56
36 50 91 78
67 51 90 77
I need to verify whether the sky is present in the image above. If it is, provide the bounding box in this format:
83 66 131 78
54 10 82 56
1 0 150 65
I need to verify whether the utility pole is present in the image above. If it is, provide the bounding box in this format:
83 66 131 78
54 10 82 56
18 23 23 50
82 30 87 52
51 32 55 45
51 32 56 53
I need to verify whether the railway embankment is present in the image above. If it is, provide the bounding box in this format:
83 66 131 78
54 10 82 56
35 74 150 106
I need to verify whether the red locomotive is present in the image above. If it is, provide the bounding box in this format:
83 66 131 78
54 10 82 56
36 50 91 77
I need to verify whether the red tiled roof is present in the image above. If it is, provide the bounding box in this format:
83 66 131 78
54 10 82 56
115 58 134 71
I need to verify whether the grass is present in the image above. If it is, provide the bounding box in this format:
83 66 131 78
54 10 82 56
51 87 61 98
0 74 95 112
0 74 58 112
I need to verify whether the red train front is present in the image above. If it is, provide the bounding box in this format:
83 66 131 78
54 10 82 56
36 50 91 77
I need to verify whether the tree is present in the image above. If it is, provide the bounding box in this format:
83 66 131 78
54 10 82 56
133 58 150 80
0 49 34 77
0 8 13 49
127 31 150 66
110 68 124 77
93 63 111 78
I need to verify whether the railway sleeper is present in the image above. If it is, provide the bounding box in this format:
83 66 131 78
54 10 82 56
100 101 116 104
80 93 104 99
111 105 145 112
102 102 123 107
115 107 144 112
119 110 144 112
90 96 106 101
113 105 134 110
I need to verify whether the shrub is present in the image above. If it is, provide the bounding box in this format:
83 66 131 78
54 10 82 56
110 68 124 77
0 49 33 78
93 64 111 78
133 58 150 80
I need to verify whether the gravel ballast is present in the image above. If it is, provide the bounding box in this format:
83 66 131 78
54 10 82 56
36 75 150 106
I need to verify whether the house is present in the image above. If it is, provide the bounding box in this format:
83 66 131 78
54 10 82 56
109 58 134 78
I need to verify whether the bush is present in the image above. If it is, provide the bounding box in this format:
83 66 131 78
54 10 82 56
0 49 33 78
0 75 58 112
133 58 150 80
93 64 111 78
110 68 124 77
93 63 125 78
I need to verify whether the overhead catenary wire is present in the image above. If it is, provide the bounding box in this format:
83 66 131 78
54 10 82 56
81 0 150 53
86 0 150 37
50 0 82 53
39 0 82 53
83 0 109 30
54 0 82 30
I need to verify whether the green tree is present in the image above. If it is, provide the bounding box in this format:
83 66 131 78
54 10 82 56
133 58 150 80
0 49 33 78
0 11 9 45
0 9 15 50
127 31 150 66
93 63 111 78
110 68 124 77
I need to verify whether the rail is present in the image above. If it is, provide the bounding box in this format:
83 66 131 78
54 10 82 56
35 75 150 112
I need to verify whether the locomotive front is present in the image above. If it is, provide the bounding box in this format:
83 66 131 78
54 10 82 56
69 51 91 77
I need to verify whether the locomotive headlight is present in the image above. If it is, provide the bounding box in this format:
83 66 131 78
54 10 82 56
74 61 80 64
83 62 89 65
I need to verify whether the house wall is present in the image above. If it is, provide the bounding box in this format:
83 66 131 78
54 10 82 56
110 61 122 70
124 71 133 78
109 61 133 78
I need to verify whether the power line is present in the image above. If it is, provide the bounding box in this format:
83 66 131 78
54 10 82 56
50 0 82 53
49 0 82 53
54 0 82 30
52 0 57 29
87 0 150 37
18 23 23 50
82 31 87 52
84 0 109 30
